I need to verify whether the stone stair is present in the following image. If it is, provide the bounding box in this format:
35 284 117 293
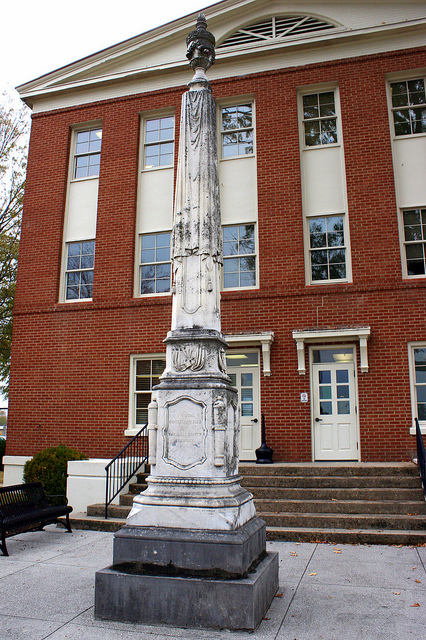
71 462 426 544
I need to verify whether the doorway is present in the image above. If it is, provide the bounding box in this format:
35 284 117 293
226 351 260 461
311 347 359 461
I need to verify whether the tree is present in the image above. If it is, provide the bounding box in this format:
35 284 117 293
0 91 30 395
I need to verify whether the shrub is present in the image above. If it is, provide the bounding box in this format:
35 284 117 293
23 444 87 502
0 438 5 470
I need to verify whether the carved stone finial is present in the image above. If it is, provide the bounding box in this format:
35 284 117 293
186 12 216 73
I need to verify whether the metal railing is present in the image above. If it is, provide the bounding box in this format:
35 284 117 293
415 418 426 500
104 425 148 519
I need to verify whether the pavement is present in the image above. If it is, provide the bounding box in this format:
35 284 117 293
0 527 425 640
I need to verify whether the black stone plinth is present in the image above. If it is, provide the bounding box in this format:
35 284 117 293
113 516 266 577
95 550 279 630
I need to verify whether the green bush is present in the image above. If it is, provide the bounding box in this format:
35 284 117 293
23 444 87 502
0 438 5 470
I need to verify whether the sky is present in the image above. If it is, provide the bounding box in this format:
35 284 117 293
1 0 216 95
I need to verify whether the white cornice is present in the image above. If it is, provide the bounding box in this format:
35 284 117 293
17 2 426 110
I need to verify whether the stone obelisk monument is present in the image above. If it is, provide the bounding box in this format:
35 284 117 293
95 15 278 630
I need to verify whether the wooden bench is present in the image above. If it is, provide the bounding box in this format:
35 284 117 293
0 482 73 556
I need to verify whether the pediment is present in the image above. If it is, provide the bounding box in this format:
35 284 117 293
18 0 426 110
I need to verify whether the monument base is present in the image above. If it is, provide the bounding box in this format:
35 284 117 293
95 551 278 630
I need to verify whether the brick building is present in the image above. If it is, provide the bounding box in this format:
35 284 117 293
6 0 426 474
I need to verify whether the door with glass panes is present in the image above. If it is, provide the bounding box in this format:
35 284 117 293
312 348 359 460
226 351 260 461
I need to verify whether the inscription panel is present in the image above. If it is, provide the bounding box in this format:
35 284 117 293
163 396 207 469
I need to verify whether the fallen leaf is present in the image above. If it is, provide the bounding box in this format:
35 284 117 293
296 543 301 545
393 592 401 595
275 593 284 598
415 580 421 584
410 603 420 607
333 549 342 554
263 616 271 620
308 572 317 576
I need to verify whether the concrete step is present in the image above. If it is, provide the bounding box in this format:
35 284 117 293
240 475 420 488
68 513 124 533
88 503 131 519
264 527 426 546
238 462 419 477
68 514 426 546
128 482 147 495
243 486 425 501
254 499 426 515
258 511 426 531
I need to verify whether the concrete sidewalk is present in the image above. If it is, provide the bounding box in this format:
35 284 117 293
0 527 425 640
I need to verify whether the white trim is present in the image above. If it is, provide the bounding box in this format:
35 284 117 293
297 84 352 286
308 344 360 461
292 327 370 375
225 332 274 376
127 353 166 436
408 342 426 435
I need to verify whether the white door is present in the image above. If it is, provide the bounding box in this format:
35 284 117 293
227 352 260 461
312 349 358 460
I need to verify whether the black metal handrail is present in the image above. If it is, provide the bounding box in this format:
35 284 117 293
105 425 148 519
415 418 426 500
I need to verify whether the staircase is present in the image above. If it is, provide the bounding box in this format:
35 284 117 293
73 462 426 545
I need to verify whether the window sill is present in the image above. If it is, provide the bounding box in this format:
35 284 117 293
125 428 141 437
410 426 426 435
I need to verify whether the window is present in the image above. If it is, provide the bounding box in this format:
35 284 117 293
223 224 256 288
144 116 174 168
410 347 426 433
134 358 166 427
309 215 346 281
73 128 102 179
221 104 253 157
218 16 335 48
403 208 426 276
302 92 337 146
140 232 171 294
390 79 426 136
65 240 95 300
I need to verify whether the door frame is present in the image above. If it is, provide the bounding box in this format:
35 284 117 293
226 348 261 461
308 344 361 462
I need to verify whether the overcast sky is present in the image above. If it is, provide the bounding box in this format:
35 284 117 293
2 0 215 94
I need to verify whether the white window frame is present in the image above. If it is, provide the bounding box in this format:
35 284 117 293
222 222 258 291
300 89 339 149
297 84 352 286
408 342 426 435
139 231 172 296
127 354 166 436
400 206 426 279
70 123 102 182
64 239 95 302
219 98 255 160
142 114 175 171
388 75 426 139
305 213 349 284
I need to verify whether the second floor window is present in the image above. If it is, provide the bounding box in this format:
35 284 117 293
302 91 337 146
140 232 171 294
144 117 174 168
221 104 254 157
65 240 95 300
391 79 426 136
74 129 102 179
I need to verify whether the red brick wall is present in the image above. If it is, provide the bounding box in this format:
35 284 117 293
8 46 426 461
